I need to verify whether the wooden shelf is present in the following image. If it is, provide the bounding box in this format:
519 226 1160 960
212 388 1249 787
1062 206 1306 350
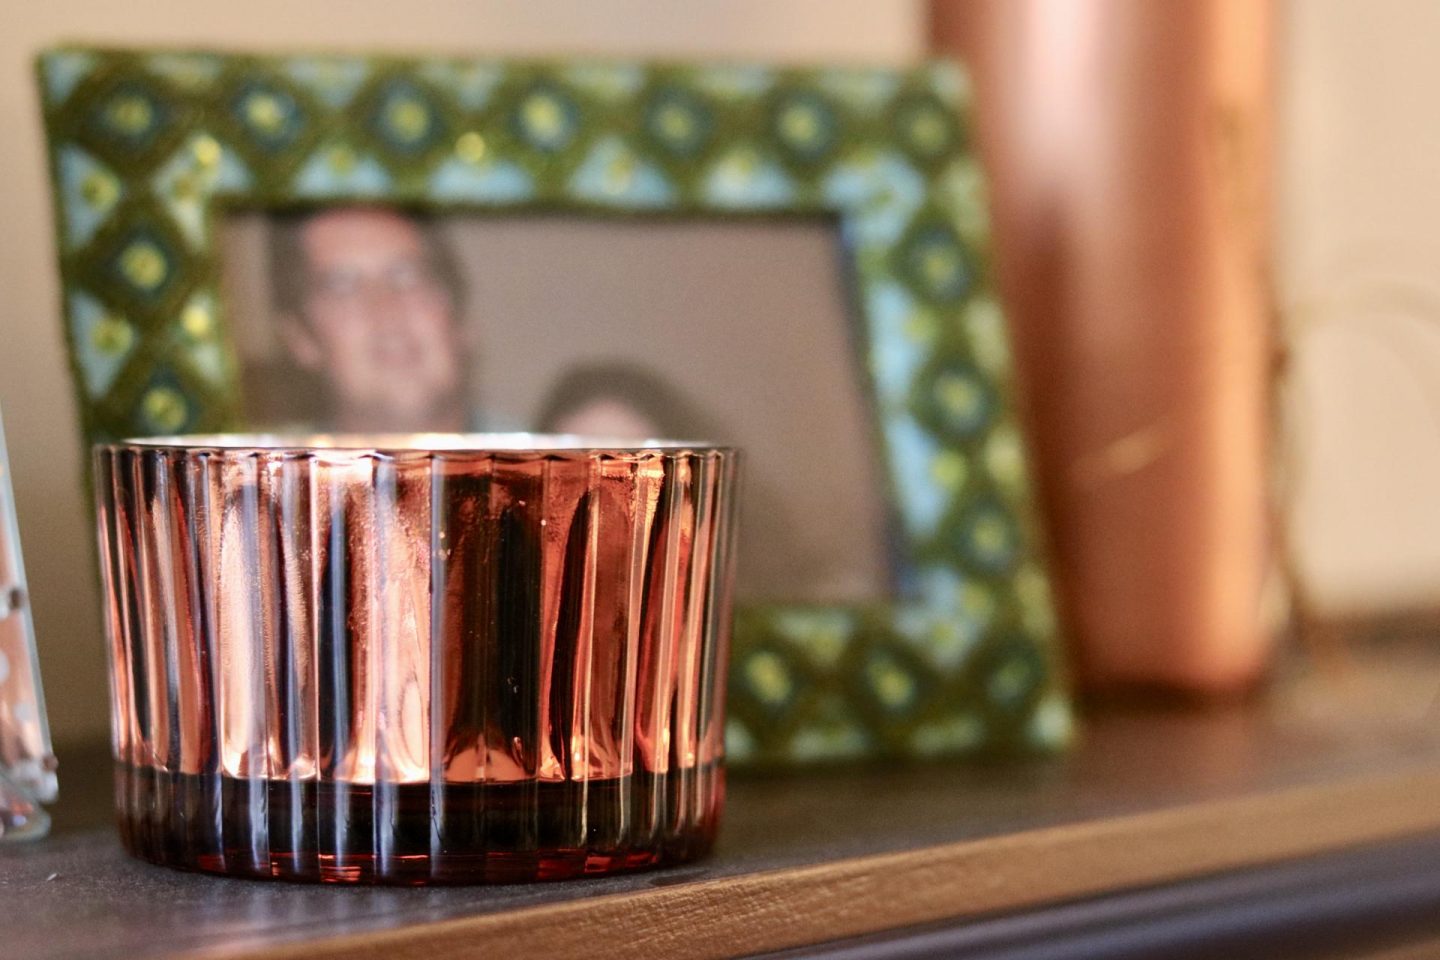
5 636 1440 960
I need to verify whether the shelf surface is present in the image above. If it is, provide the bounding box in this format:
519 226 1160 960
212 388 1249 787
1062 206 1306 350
2 635 1439 960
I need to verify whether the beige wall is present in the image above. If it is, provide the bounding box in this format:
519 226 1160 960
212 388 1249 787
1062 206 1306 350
0 0 924 746
1278 0 1440 614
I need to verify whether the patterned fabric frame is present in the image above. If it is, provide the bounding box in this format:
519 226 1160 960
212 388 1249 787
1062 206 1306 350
37 47 1070 765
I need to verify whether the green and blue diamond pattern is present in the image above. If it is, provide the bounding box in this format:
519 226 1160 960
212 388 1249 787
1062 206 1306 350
38 48 1070 766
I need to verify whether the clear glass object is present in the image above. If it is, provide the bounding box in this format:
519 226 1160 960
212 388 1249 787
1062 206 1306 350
94 434 739 883
0 408 58 843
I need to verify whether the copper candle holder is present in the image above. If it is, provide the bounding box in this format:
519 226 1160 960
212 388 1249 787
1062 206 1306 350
94 434 739 884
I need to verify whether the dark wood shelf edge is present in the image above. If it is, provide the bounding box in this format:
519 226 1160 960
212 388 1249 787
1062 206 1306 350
214 761 1440 960
754 832 1440 960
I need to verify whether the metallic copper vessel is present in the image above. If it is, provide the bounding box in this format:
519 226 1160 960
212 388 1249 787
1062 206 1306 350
932 0 1277 693
94 434 739 883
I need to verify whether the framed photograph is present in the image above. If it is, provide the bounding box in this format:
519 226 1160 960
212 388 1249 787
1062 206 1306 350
221 210 894 606
39 47 1069 764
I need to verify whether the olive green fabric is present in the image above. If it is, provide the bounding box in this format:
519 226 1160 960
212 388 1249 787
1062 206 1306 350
37 48 1070 765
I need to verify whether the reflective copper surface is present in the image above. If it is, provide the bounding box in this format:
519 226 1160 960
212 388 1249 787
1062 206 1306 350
94 435 739 883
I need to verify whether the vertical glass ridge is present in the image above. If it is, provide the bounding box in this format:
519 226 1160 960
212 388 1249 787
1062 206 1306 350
95 439 738 884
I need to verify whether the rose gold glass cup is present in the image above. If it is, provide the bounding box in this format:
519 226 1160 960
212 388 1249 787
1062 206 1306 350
93 434 739 884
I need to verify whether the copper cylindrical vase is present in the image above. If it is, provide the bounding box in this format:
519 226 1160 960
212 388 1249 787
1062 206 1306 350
932 0 1276 694
94 435 739 884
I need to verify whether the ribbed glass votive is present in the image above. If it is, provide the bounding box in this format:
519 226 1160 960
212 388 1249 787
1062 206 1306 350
93 434 739 884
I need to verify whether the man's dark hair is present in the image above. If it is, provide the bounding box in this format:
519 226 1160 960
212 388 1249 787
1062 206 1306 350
266 206 467 321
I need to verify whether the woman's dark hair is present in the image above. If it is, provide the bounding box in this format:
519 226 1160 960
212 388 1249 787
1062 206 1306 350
535 361 728 443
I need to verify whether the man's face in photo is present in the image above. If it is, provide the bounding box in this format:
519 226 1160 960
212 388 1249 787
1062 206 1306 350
282 208 464 430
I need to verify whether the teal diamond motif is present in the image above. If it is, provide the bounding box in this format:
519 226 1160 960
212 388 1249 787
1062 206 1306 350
292 142 393 198
369 79 445 156
955 498 1022 576
108 228 175 303
704 145 796 208
285 57 370 109
569 136 674 207
428 156 535 203
864 650 922 715
894 93 961 162
897 222 973 305
972 636 1045 719
58 147 123 250
511 83 580 154
915 359 995 443
417 62 503 111
787 709 873 762
41 51 98 106
643 87 713 158
741 648 798 712
68 292 135 398
133 369 196 434
771 90 839 163
230 80 307 153
86 79 172 156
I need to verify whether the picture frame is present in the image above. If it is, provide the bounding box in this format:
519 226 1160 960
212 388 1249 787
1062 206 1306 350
38 46 1070 765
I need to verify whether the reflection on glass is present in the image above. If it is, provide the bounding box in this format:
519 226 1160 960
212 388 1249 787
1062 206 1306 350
95 436 738 883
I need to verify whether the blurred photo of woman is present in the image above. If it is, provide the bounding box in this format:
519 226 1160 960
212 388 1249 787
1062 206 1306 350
535 361 867 601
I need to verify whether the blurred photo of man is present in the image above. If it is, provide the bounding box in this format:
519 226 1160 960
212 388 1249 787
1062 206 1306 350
269 206 471 432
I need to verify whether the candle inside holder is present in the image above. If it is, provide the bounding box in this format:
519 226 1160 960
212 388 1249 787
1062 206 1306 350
94 434 739 884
